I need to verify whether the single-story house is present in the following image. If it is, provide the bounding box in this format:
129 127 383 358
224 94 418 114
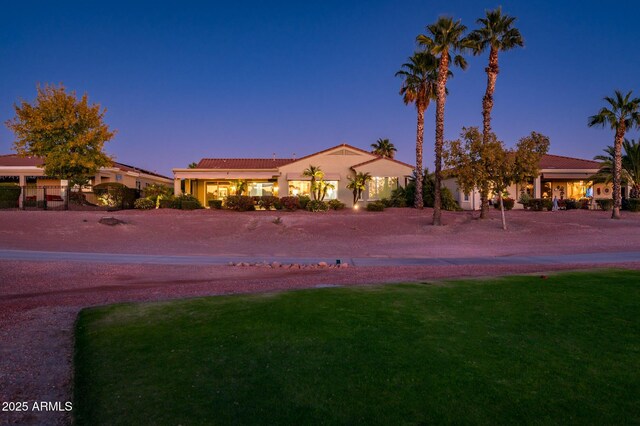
172 143 415 207
0 154 171 189
443 154 613 210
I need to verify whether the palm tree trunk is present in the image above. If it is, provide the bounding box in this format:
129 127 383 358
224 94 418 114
480 47 499 219
612 124 625 219
433 51 449 226
415 102 425 209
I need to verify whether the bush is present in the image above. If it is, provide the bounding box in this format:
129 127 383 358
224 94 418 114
403 176 460 211
143 184 173 203
93 182 137 209
624 198 640 212
528 198 553 211
279 196 301 211
298 195 311 210
0 184 21 209
181 201 202 210
208 199 223 209
564 199 579 210
380 198 394 208
494 197 515 211
225 195 255 211
327 199 346 210
366 201 385 212
159 197 174 209
596 199 613 211
306 200 328 212
171 194 202 209
258 196 279 210
134 198 154 210
518 193 531 209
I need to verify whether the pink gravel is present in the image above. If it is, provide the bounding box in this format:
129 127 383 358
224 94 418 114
1 207 640 425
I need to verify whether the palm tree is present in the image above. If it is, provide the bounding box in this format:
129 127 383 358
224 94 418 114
593 139 640 199
417 17 469 225
371 138 397 159
395 51 440 209
588 90 640 219
346 172 372 205
302 164 324 200
467 7 524 219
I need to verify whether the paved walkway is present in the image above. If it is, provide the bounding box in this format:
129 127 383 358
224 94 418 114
1 249 640 267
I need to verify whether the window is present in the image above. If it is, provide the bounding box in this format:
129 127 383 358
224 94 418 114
368 177 397 200
288 180 337 199
115 174 122 182
463 193 469 202
248 182 276 197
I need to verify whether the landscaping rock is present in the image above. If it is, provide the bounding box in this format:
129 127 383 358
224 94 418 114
98 217 125 226
318 262 328 267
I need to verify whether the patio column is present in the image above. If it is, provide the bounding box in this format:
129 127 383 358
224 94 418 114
18 175 26 209
534 175 542 198
174 178 182 196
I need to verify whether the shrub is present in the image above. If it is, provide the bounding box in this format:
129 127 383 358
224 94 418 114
596 199 613 211
172 194 202 209
143 184 173 203
380 198 394 208
159 197 174 209
93 182 137 209
225 195 255 211
181 201 202 210
518 193 531 209
494 197 515 211
306 200 328 212
402 173 461 211
0 184 21 209
258 196 279 210
279 196 301 211
134 198 154 210
564 199 579 210
327 199 346 210
528 198 553 211
366 201 385 212
298 195 311 210
208 199 223 209
624 198 640 212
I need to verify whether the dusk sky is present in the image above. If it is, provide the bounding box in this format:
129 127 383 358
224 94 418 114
1 1 639 176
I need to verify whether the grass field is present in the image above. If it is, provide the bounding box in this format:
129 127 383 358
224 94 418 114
74 270 640 425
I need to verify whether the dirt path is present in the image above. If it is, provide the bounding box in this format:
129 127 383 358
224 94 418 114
2 208 640 425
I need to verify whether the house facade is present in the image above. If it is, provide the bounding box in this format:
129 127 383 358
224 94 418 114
443 154 612 210
172 144 414 207
0 154 171 189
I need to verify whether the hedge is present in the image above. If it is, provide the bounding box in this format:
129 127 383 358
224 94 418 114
0 184 21 209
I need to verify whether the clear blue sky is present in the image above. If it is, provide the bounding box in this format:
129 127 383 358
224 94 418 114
1 0 639 176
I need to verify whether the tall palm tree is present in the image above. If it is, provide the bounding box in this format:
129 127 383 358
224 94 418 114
417 17 469 225
467 7 524 219
371 138 397 159
593 139 640 198
395 51 440 209
588 90 640 219
302 164 324 200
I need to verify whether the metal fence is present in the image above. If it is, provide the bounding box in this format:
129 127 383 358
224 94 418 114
21 185 69 210
0 185 141 210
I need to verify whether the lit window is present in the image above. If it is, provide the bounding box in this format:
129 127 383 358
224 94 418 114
368 177 397 200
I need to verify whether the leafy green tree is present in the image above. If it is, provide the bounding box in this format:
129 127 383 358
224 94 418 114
370 138 397 159
5 84 115 188
445 128 549 230
346 172 372 205
467 7 524 219
588 90 640 219
396 51 441 209
188 162 198 169
593 139 640 198
417 17 470 225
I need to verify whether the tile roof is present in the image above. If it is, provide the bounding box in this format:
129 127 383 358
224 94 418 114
539 154 600 169
196 158 294 169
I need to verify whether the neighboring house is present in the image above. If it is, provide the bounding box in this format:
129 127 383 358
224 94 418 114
443 154 613 210
0 154 172 190
172 144 414 207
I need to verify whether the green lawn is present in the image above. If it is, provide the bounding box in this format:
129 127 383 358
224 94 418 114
74 270 640 425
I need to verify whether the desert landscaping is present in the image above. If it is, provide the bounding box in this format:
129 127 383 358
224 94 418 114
1 208 640 424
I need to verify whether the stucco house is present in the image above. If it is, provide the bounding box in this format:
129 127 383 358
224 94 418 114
172 144 414 207
0 154 171 189
443 154 612 210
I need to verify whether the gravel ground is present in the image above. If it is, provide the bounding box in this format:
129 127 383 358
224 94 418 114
1 208 640 425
